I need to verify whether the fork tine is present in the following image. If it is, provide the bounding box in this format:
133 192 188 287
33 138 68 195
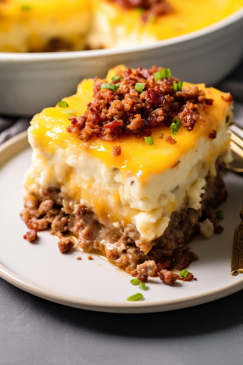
229 130 243 149
230 141 243 159
229 124 243 138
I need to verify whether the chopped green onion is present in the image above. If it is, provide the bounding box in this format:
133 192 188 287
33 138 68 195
170 118 182 135
21 5 32 11
135 7 144 14
145 136 154 145
216 210 224 220
101 83 120 92
148 15 156 24
58 100 69 108
115 83 121 90
139 282 148 291
126 293 144 301
180 269 190 278
111 75 121 82
173 81 183 91
154 68 171 82
130 278 141 286
61 110 76 115
135 83 145 93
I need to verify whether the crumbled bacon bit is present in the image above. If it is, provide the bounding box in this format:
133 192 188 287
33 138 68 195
165 135 177 144
221 93 233 102
88 255 93 260
158 269 179 286
112 145 122 156
209 130 217 139
23 229 38 243
114 0 172 19
67 66 214 142
77 256 82 260
159 132 164 139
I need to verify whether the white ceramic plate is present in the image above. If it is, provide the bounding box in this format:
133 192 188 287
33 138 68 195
1 8 243 116
1 132 243 313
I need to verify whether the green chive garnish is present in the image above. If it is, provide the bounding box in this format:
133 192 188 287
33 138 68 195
148 15 156 24
135 83 145 93
135 7 144 14
216 210 224 220
58 100 69 108
173 81 183 91
154 68 171 82
111 75 121 82
61 110 76 115
130 278 141 285
101 83 120 91
21 5 32 11
126 293 143 301
139 282 148 291
180 269 190 278
170 118 182 135
145 136 154 145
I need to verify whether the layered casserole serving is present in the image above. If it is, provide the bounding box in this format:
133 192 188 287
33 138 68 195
21 65 233 283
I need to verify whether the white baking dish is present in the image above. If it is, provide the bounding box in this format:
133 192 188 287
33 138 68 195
0 7 243 116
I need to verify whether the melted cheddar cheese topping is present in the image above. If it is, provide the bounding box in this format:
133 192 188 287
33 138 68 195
94 0 243 42
31 66 232 180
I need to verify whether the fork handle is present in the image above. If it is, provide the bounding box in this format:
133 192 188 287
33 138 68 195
231 207 243 276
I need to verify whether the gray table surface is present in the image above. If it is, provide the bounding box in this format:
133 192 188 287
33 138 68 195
1 62 243 365
1 278 243 365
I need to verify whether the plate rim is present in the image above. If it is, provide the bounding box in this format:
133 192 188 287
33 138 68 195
0 7 243 63
1 132 243 314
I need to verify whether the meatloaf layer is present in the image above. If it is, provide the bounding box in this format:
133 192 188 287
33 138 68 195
21 162 227 273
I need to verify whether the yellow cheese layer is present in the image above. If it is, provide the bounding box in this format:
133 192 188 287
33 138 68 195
94 0 243 42
31 66 232 180
0 0 89 21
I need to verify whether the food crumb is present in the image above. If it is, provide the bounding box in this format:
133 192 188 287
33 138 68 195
88 255 93 260
112 145 121 156
23 229 38 243
178 272 194 282
165 135 177 144
200 219 214 239
214 224 224 234
159 132 164 139
209 130 217 139
77 256 82 260
57 237 74 254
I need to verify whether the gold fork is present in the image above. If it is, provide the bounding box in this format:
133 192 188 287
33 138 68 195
227 124 243 173
227 124 243 275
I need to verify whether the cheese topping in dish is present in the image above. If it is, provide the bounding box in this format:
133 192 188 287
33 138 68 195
23 65 232 256
1 0 243 52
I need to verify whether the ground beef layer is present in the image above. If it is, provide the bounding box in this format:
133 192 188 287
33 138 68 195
21 165 227 274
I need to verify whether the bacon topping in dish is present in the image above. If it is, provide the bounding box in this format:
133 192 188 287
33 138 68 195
112 0 172 19
67 66 214 142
